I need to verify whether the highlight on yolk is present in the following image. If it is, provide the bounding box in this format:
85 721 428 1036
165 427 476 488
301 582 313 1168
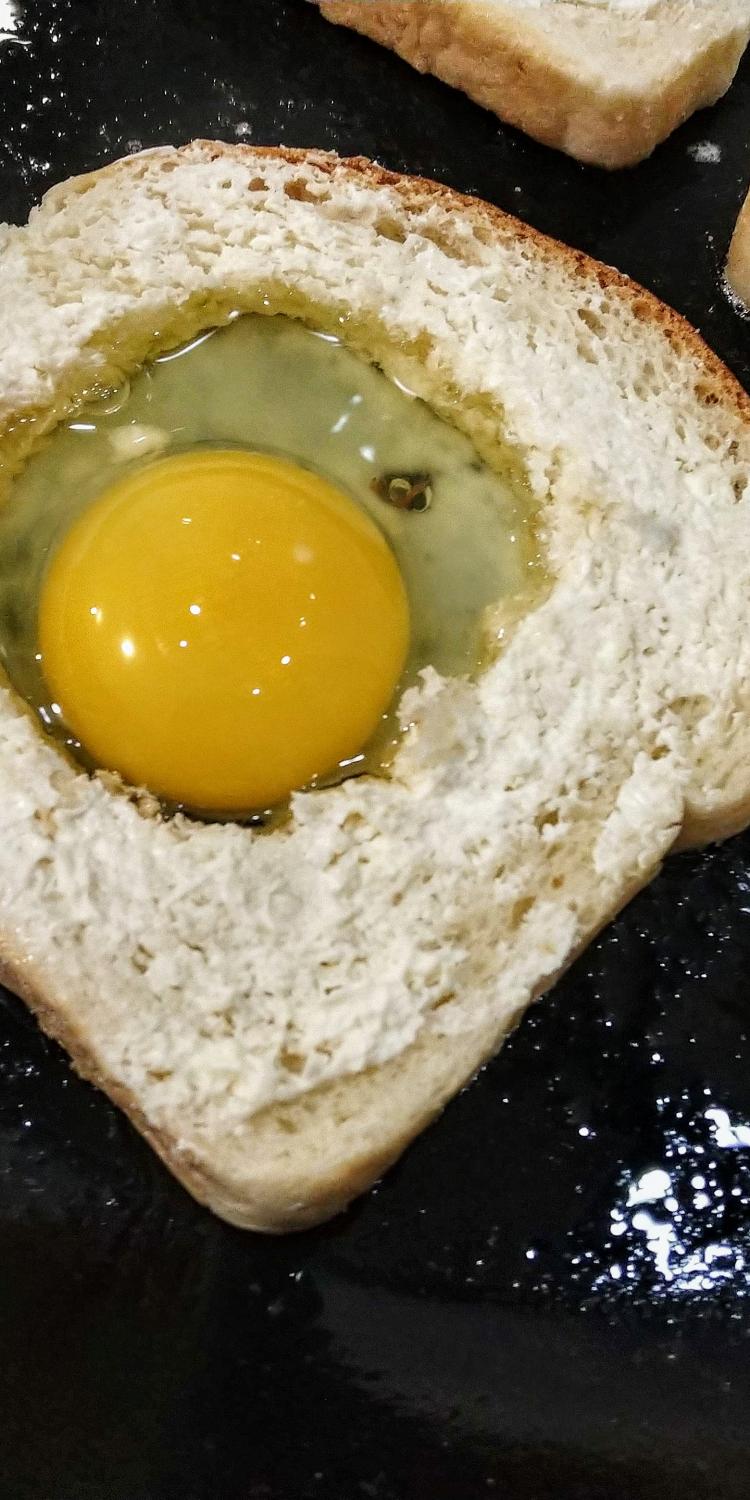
38 449 410 812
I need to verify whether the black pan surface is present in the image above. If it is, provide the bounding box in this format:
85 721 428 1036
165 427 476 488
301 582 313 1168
1 5 749 1497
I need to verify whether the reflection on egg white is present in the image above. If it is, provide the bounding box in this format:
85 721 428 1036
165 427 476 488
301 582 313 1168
152 327 220 363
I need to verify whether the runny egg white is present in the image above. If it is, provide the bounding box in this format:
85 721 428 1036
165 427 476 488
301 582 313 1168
0 314 539 819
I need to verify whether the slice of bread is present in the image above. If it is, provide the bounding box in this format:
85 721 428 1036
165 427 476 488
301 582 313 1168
315 0 750 168
727 187 750 307
0 142 749 1231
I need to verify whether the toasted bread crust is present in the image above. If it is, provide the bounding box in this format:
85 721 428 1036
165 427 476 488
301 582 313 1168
317 1 749 168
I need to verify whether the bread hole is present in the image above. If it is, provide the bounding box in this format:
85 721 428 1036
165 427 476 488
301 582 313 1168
510 895 534 930
733 475 747 503
668 694 710 712
577 307 607 339
694 381 719 407
391 890 404 907
649 743 669 761
576 338 598 365
534 807 560 833
430 990 456 1012
132 943 154 974
374 215 406 243
633 362 657 400
503 774 527 793
283 177 324 204
279 1046 307 1075
147 1068 173 1083
276 1117 299 1136
419 223 482 266
247 176 267 193
551 874 565 890
666 694 711 732
645 604 670 633
186 245 226 275
703 431 721 452
471 221 493 247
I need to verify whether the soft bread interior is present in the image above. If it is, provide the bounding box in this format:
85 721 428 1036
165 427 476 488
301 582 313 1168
0 143 748 1230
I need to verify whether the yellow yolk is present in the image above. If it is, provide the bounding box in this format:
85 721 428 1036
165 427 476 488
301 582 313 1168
38 449 410 813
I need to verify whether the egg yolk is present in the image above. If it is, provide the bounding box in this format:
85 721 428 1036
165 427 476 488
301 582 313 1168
38 449 410 813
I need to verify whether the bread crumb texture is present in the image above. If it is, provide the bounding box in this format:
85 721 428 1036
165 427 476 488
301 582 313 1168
0 143 748 1224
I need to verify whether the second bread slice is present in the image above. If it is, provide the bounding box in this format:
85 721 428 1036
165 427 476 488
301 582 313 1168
316 0 750 168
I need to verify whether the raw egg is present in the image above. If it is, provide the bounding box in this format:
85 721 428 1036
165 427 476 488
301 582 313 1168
0 312 540 820
38 449 409 813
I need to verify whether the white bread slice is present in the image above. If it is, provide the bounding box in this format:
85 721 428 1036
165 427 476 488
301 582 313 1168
727 187 750 307
315 0 750 168
0 142 748 1231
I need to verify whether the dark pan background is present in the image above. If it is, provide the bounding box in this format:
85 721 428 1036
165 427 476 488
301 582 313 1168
1 4 750 1497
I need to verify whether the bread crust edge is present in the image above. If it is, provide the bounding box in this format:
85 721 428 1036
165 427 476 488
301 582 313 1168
0 854 657 1233
727 188 750 309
